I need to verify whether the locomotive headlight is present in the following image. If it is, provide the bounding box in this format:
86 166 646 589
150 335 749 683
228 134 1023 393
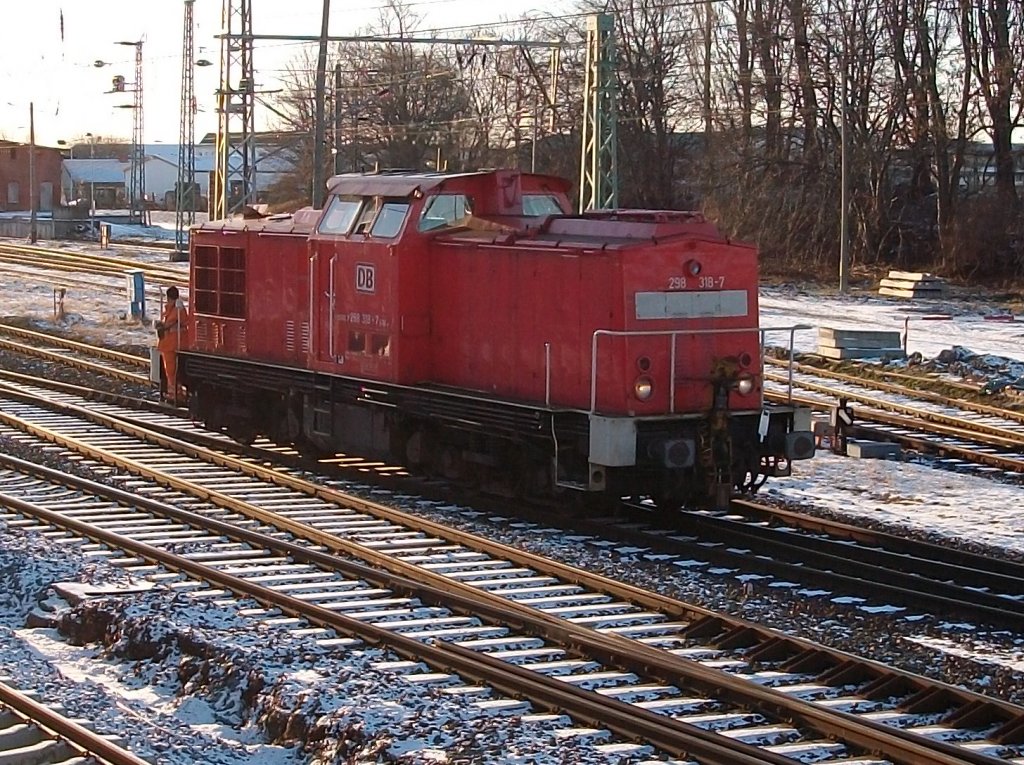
686 259 702 276
634 376 654 401
734 374 755 395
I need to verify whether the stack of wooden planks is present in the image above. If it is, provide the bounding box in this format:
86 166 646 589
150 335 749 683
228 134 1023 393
817 327 906 360
878 271 946 299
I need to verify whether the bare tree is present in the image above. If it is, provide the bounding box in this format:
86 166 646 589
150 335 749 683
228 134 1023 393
962 0 1022 204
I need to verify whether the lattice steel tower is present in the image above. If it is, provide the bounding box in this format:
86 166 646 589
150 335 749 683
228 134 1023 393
175 0 197 260
578 13 618 212
213 0 256 219
118 40 147 225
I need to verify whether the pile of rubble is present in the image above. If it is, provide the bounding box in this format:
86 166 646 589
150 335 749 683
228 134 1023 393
917 346 1024 396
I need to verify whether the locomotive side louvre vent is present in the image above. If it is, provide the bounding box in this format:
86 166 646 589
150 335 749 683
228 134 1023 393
285 321 295 351
301 322 311 351
236 324 247 354
196 319 210 345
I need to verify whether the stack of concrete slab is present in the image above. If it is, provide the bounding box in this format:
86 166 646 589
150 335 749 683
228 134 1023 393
878 271 946 299
817 327 906 360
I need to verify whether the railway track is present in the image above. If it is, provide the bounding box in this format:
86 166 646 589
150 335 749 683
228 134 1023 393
0 242 185 287
566 496 1024 629
0 323 151 386
2 382 1024 763
765 357 1024 474
0 678 149 765
3 352 1023 630
108 240 177 254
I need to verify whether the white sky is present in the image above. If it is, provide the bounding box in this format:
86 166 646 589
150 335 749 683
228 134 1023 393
0 0 564 148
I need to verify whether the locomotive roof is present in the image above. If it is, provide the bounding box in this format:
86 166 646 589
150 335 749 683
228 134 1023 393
325 169 571 197
194 207 320 234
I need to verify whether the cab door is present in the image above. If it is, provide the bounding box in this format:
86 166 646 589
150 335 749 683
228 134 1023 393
331 196 409 380
311 195 364 367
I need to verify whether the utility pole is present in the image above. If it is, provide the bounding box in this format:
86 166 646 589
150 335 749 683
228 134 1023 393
28 102 37 244
333 63 343 175
311 0 331 208
839 47 850 294
702 0 713 137
213 0 256 219
579 13 618 212
531 92 539 173
175 0 197 262
117 40 147 226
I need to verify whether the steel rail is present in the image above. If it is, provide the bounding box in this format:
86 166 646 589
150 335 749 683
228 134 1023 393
0 243 184 283
659 506 1024 624
0 338 150 386
765 356 1023 421
765 371 1024 444
0 253 182 289
1 388 1021 763
0 482 790 765
0 264 134 295
850 420 1024 472
0 323 149 369
730 498 1024 577
0 369 170 412
0 678 150 765
764 387 1024 472
0 241 184 275
842 404 1024 450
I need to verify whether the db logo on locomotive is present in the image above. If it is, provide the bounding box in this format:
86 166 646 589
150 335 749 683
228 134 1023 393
355 263 376 293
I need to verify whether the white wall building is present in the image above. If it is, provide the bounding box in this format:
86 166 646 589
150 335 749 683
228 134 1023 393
140 144 217 202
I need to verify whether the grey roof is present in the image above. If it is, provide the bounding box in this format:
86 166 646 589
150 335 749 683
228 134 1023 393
145 151 216 173
63 159 128 184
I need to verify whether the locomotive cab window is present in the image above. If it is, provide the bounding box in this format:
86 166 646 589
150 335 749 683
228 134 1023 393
318 195 362 234
418 193 472 231
523 194 565 216
352 197 379 234
370 201 410 238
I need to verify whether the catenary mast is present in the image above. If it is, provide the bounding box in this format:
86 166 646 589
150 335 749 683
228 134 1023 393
175 0 197 261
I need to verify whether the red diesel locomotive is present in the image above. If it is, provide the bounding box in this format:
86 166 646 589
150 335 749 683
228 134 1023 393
180 169 813 509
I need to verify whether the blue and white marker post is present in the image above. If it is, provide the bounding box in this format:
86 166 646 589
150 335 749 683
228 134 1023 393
125 270 145 320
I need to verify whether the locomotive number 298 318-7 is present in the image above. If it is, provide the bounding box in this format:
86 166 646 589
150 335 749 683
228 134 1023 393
667 275 726 290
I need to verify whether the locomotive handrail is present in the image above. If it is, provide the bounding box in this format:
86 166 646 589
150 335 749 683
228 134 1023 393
589 324 813 413
768 324 814 402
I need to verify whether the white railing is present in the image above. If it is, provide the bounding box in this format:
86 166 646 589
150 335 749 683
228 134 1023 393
583 324 813 413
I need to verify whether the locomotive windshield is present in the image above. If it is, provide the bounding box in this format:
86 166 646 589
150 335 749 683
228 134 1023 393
370 202 410 238
523 194 565 216
347 196 409 236
319 195 361 234
418 193 472 231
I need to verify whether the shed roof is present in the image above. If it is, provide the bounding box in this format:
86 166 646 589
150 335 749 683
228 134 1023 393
63 159 128 184
144 152 216 173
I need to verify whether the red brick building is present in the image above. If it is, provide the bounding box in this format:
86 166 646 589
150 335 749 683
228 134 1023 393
0 140 64 212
